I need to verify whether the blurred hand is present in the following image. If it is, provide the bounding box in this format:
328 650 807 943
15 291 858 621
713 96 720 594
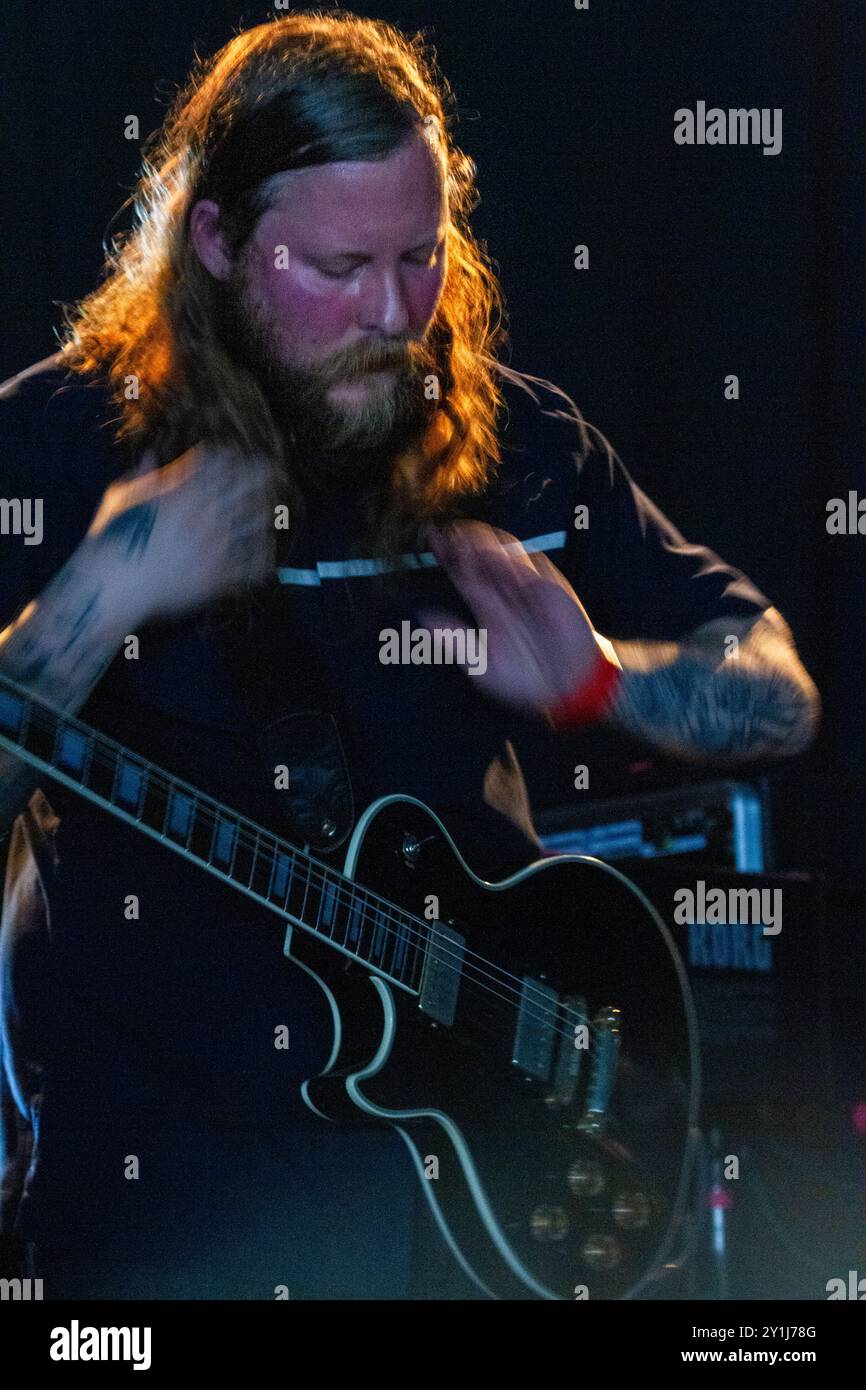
84 441 278 628
420 521 604 711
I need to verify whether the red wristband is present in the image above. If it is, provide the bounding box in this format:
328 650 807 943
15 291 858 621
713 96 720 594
546 647 622 731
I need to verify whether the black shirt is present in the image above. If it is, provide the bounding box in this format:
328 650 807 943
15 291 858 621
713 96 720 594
0 355 770 1297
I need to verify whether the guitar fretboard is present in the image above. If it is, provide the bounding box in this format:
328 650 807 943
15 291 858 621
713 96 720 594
0 674 430 993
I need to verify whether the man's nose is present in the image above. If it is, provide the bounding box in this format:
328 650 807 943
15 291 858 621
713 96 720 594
359 267 412 336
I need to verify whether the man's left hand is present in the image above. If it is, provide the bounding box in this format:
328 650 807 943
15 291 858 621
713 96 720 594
420 521 603 712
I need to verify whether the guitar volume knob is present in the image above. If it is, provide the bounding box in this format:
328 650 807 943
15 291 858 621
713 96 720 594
567 1159 605 1197
581 1234 621 1269
530 1205 570 1241
612 1190 651 1230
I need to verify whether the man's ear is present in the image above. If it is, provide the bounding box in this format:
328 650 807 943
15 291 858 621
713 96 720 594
189 199 233 280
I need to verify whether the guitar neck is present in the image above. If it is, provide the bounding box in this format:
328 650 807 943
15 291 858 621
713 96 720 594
0 672 427 993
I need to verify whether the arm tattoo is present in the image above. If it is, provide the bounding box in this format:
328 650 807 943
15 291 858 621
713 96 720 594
2 543 122 689
0 553 124 826
9 592 112 690
98 501 158 558
605 611 820 762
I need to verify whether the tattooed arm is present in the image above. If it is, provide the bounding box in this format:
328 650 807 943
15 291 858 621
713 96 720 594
602 606 820 762
0 442 277 831
0 536 132 829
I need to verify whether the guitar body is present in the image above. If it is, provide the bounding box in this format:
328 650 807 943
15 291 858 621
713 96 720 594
0 675 699 1301
295 794 700 1301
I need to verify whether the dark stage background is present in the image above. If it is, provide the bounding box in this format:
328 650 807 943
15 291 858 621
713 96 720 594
1 1 862 946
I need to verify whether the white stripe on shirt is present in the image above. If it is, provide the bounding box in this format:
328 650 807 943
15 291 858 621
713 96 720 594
276 529 568 586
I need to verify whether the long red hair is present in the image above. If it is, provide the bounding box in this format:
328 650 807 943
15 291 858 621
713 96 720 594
59 9 517 559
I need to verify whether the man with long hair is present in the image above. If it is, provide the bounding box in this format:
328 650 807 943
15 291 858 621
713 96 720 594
0 11 818 1299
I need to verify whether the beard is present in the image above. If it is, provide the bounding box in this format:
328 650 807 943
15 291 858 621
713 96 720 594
215 264 441 493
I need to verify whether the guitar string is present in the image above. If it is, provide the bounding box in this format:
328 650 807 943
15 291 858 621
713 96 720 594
14 720 599 1053
11 707 606 1051
27 706 548 1010
22 724 604 1055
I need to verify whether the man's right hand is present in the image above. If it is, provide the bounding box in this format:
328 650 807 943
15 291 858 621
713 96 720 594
0 441 279 828
84 442 279 630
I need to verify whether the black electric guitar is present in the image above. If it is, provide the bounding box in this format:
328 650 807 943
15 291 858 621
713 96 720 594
0 671 701 1300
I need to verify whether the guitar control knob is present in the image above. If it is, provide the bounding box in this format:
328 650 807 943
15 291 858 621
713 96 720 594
530 1205 570 1241
581 1234 621 1269
612 1191 651 1230
567 1160 605 1198
401 834 421 864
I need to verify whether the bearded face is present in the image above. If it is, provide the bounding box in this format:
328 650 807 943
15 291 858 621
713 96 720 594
198 130 448 489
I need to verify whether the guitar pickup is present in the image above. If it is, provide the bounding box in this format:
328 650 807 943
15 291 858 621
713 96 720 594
579 1007 622 1131
512 976 560 1080
547 994 588 1106
419 922 466 1026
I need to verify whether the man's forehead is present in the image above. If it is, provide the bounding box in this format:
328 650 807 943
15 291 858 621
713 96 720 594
259 136 444 226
